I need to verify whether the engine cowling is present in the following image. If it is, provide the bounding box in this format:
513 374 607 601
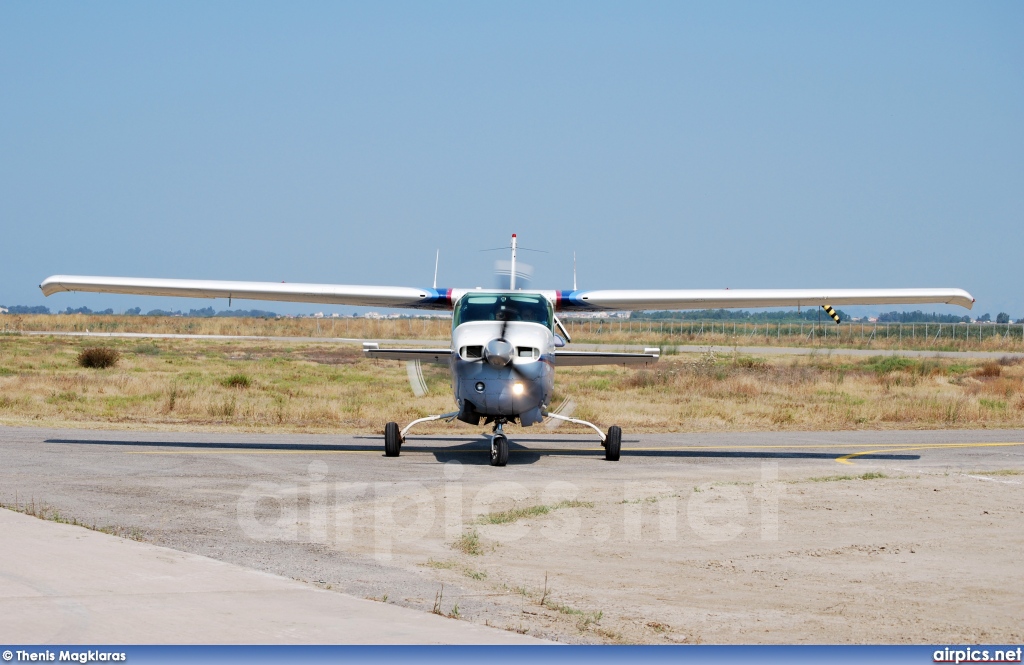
484 338 513 367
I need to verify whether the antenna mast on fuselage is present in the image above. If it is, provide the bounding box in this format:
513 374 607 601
509 233 518 290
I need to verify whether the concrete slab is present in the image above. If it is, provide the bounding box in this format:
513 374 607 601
0 510 548 644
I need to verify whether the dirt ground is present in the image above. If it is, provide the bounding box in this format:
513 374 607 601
324 460 1024 643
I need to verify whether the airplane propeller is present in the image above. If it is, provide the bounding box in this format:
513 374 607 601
461 312 530 383
484 312 514 367
543 396 577 430
406 360 428 397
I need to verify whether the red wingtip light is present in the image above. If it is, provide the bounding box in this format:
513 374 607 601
512 233 517 238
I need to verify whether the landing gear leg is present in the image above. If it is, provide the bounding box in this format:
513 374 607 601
542 411 622 461
385 411 459 458
490 420 509 467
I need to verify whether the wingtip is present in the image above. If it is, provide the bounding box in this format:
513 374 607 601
39 275 63 297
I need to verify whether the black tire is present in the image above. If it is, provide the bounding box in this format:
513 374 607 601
605 426 621 461
384 422 401 457
490 435 509 467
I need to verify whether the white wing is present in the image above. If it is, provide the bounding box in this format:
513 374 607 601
556 288 974 311
40 275 454 310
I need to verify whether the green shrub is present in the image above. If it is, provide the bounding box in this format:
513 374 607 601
872 356 915 374
221 373 251 389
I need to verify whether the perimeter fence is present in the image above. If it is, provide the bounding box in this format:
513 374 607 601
561 318 1024 352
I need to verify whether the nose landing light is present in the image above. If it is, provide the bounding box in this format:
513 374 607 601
512 382 525 395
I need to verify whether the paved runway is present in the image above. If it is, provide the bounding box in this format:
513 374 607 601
1 425 1022 643
6 425 1019 466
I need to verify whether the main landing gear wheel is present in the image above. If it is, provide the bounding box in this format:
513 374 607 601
490 435 509 467
605 425 621 461
384 421 401 457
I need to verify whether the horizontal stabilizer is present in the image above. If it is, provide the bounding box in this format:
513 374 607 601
554 348 660 367
362 343 452 364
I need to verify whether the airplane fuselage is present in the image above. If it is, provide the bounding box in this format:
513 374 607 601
448 291 557 427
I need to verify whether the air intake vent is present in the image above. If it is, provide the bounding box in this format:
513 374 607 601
461 345 483 360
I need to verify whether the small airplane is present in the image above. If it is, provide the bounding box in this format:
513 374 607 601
40 234 974 466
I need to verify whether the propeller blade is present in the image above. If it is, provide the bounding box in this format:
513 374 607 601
406 360 428 397
544 397 577 430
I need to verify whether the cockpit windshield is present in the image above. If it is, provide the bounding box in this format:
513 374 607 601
453 293 553 330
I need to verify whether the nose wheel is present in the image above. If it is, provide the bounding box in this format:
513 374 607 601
490 435 509 466
490 420 509 466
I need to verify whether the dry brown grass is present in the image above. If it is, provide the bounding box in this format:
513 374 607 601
4 313 452 340
1 335 1023 434
4 313 1024 353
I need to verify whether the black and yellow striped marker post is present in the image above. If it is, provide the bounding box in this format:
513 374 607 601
822 304 841 324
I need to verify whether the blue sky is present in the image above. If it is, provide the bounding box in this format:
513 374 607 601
1 2 1021 317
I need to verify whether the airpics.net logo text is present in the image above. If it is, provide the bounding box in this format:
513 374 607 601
934 647 1023 663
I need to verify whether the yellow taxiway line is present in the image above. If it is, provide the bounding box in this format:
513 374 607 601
835 442 1024 465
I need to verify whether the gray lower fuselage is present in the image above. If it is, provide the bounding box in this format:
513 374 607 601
449 320 555 427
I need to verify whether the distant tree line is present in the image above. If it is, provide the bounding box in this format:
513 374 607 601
0 305 278 318
632 308 1021 323
633 308 855 322
1 305 51 314
876 311 1017 324
876 310 971 323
